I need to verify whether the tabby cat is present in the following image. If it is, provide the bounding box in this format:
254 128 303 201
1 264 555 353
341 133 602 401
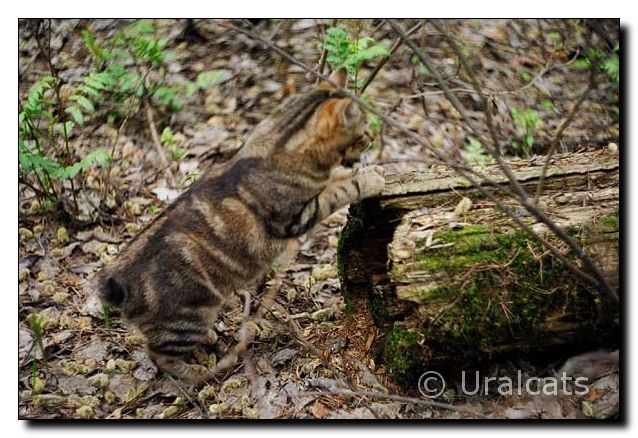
95 69 385 383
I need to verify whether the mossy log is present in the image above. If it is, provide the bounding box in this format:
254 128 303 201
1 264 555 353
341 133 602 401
338 150 620 385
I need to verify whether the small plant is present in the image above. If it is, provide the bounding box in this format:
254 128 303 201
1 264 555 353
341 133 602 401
19 20 198 217
602 44 619 85
465 137 490 165
573 44 619 86
26 313 46 362
19 75 111 212
160 126 185 160
510 108 541 157
102 304 111 333
323 26 389 92
80 20 182 112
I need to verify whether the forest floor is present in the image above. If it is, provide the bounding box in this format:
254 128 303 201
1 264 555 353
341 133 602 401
18 19 619 419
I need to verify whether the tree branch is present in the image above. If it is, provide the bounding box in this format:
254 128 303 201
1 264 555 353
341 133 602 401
358 21 423 95
534 68 596 203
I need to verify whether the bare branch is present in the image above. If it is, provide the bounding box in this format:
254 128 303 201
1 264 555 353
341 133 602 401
315 19 337 82
299 388 487 418
144 101 177 188
358 21 423 95
534 69 596 203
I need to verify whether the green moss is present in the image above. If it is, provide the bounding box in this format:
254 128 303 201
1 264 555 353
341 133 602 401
600 212 619 233
385 223 605 386
367 288 391 324
384 324 427 386
413 225 541 276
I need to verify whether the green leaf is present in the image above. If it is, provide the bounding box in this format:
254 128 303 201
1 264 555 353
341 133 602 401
184 81 198 98
539 100 555 111
52 149 110 180
69 94 95 113
54 162 83 179
465 137 490 165
60 120 75 136
19 148 60 175
65 105 84 127
78 84 101 99
84 77 107 91
366 111 382 135
160 126 173 147
573 58 591 70
525 133 535 148
602 56 619 84
124 20 155 36
196 71 223 89
81 29 110 61
520 70 532 82
80 149 110 169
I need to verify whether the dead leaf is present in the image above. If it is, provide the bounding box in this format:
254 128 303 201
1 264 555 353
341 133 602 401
74 336 109 362
310 401 329 419
152 187 181 203
131 350 158 381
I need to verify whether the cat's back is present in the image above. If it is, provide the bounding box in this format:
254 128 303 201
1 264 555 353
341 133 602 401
94 157 280 312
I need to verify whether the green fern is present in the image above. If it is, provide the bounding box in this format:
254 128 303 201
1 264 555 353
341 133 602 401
323 27 389 91
20 20 186 214
52 150 110 180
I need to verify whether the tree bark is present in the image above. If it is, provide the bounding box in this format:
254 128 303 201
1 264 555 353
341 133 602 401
337 150 620 385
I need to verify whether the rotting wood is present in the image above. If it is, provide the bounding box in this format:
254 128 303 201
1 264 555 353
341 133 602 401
337 150 619 385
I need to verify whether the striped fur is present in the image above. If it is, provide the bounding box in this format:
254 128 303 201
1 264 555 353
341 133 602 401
95 70 385 383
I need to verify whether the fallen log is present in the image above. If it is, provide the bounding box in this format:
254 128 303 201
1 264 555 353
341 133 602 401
337 150 620 385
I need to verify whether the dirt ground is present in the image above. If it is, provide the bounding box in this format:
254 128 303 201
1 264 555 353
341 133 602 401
18 19 620 419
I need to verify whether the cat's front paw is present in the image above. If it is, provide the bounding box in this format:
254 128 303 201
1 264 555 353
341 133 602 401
356 165 386 198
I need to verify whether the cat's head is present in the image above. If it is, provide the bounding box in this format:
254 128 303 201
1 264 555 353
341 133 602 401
245 69 371 170
313 69 370 165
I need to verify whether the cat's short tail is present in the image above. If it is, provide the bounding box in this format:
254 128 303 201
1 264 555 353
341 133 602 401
97 274 127 307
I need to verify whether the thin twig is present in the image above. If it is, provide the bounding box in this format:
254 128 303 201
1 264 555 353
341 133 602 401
269 301 328 366
315 19 337 83
216 21 517 194
166 374 210 419
34 20 80 215
534 69 596 203
144 100 176 187
430 20 501 155
358 21 423 95
298 389 487 418
101 70 150 202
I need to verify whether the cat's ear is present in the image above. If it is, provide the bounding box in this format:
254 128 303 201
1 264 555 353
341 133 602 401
340 100 362 127
318 68 348 90
315 98 361 138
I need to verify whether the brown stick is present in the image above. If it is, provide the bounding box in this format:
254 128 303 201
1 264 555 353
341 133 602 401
144 101 176 187
316 19 337 83
534 69 596 203
101 70 150 203
269 301 328 366
358 21 423 95
34 20 79 215
298 389 487 418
